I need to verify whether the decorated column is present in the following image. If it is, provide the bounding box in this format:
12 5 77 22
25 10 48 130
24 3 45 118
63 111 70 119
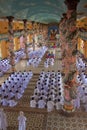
23 19 28 59
59 0 80 113
7 16 15 72
31 21 35 51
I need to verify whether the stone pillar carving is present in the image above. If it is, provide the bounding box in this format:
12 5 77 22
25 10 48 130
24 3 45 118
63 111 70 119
59 0 80 113
32 21 36 51
7 16 15 72
23 19 28 59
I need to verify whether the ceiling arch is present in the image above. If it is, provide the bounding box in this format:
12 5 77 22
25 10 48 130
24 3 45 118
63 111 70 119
0 0 87 23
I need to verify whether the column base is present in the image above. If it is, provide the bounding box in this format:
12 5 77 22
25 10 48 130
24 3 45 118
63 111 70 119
62 104 75 116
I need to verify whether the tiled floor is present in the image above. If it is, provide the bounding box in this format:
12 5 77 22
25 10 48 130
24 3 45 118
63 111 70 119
46 112 87 130
0 47 87 130
6 111 47 130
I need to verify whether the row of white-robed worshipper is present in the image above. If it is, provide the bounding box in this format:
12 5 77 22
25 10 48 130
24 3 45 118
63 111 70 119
74 54 87 112
0 108 27 130
30 70 64 112
76 54 87 72
44 50 55 68
0 59 11 77
44 57 55 68
14 49 25 63
0 49 26 77
29 53 87 112
0 70 33 107
27 46 48 67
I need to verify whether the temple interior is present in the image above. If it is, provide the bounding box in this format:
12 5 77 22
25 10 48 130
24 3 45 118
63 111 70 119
0 0 87 130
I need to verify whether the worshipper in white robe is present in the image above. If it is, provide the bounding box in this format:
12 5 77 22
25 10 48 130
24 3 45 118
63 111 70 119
8 97 17 107
30 97 37 108
38 97 46 109
81 94 87 103
0 108 8 130
1 96 8 106
83 76 87 85
31 92 39 101
34 87 40 94
7 90 15 100
44 61 48 68
55 99 62 110
77 85 85 98
15 91 22 100
47 98 54 112
1 89 7 98
73 96 80 109
18 86 24 94
50 58 54 66
18 111 26 130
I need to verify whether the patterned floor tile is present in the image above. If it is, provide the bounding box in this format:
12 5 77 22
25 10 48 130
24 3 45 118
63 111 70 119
46 112 87 130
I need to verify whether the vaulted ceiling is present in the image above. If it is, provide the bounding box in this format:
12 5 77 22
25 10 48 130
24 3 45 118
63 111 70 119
0 0 87 24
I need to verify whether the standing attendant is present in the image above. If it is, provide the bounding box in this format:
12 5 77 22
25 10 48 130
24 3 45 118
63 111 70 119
18 111 27 130
0 108 8 130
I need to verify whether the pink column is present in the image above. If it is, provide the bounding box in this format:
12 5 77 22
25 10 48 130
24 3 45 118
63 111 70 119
7 16 15 72
59 0 80 112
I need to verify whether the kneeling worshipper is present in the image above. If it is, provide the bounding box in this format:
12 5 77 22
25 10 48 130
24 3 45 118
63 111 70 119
14 90 22 100
55 99 62 110
0 108 8 130
37 97 46 109
83 75 87 85
18 111 27 130
47 98 55 112
7 90 15 100
30 97 37 108
18 85 24 94
73 95 80 109
8 96 17 107
77 84 85 98
1 96 8 106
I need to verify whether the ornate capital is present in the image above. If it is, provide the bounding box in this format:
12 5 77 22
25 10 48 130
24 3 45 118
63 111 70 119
7 16 14 22
23 19 27 23
64 0 80 10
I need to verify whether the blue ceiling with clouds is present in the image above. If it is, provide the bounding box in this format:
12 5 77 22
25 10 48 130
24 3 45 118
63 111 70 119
0 0 87 24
